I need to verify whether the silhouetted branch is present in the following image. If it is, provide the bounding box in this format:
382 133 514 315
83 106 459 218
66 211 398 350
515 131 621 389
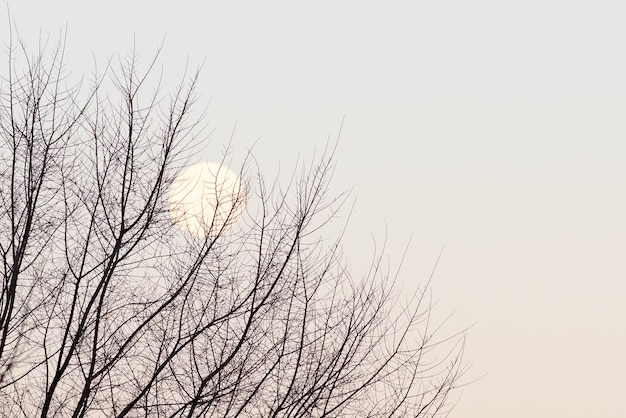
0 29 467 418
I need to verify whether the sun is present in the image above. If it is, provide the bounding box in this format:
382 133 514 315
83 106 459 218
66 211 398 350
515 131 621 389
168 162 245 236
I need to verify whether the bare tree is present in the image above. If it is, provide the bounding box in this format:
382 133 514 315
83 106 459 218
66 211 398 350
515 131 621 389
0 30 466 417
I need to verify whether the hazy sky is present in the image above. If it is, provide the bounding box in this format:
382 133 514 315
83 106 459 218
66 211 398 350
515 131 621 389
6 1 626 416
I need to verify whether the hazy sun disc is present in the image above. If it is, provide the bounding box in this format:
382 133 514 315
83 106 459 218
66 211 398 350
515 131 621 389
169 162 245 236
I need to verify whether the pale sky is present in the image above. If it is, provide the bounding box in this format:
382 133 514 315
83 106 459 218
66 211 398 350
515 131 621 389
6 1 626 416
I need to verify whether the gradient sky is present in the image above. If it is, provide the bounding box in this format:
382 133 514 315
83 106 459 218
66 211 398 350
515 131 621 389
6 1 626 416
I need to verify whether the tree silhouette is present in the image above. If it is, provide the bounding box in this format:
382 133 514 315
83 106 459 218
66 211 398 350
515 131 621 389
0 31 466 417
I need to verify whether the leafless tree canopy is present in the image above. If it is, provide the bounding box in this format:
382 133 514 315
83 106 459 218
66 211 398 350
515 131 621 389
0 32 466 417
